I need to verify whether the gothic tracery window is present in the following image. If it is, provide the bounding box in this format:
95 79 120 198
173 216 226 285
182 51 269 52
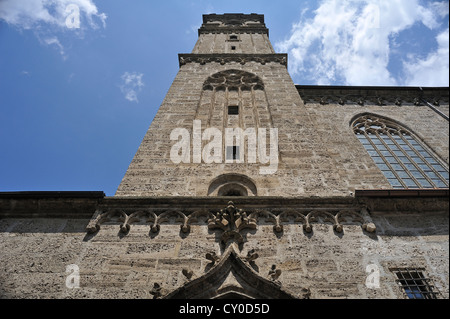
353 115 449 189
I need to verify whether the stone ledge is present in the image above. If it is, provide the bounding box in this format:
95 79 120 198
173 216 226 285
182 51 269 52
178 53 288 68
355 189 449 198
0 191 105 219
1 192 448 219
0 191 105 199
296 85 449 107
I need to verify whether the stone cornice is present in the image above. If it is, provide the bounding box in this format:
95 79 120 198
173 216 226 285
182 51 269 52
296 85 449 107
179 53 288 68
0 191 104 219
199 13 268 35
198 27 268 35
1 193 448 219
202 13 265 25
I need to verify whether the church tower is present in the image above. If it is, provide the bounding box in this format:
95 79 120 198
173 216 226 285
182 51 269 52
116 13 324 197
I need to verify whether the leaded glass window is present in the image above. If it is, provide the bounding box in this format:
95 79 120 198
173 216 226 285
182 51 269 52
353 115 449 189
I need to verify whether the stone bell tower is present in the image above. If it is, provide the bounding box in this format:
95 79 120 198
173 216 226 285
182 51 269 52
116 13 339 198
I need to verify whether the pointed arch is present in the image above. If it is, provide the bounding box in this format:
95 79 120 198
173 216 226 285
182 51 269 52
351 113 449 189
164 244 302 299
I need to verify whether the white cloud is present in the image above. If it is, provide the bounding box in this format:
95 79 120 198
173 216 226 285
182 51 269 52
120 72 145 103
403 26 449 86
0 0 106 29
43 36 66 59
0 0 106 58
276 0 449 86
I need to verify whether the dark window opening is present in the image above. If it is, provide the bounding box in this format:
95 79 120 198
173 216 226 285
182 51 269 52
392 268 441 299
229 35 238 40
223 189 243 196
231 46 236 50
228 105 239 115
226 146 239 160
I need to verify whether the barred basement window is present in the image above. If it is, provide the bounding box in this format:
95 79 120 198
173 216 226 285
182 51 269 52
353 115 449 189
391 268 442 299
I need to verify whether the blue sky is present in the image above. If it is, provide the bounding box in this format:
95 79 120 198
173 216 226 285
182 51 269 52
0 0 449 196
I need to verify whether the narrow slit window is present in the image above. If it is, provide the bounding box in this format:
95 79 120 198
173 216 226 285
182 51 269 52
226 146 239 160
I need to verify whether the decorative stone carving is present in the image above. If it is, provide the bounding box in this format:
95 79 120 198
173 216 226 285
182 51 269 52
247 208 376 234
269 264 282 281
353 114 403 135
182 269 194 280
376 97 385 106
150 283 162 299
202 13 265 27
208 201 257 246
164 243 304 299
319 97 328 105
245 249 259 263
85 209 130 234
198 13 268 35
205 252 221 265
179 53 288 68
85 204 375 237
297 86 449 107
202 69 264 91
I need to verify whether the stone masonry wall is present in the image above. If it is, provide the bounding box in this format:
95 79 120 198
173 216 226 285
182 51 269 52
1 201 448 299
302 100 449 194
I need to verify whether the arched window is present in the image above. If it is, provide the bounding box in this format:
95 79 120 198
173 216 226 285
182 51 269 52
352 114 449 189
207 173 257 196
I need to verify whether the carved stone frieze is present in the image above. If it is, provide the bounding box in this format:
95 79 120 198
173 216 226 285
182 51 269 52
247 208 376 234
85 202 376 239
297 85 449 107
179 53 288 68
198 13 269 35
202 13 265 27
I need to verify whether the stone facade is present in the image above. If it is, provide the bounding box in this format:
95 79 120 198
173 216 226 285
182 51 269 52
0 13 448 300
0 193 448 299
